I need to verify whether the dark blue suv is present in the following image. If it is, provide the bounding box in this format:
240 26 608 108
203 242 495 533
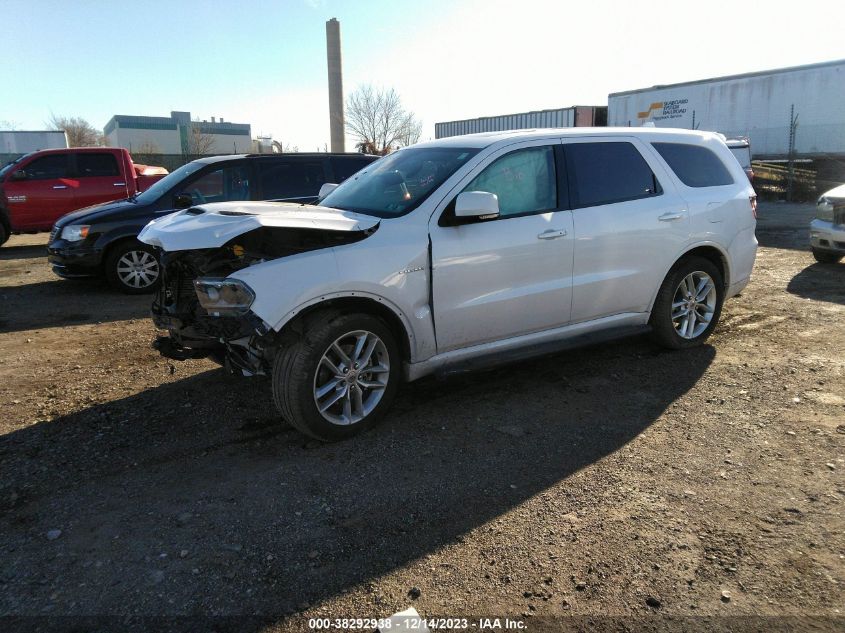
47 152 378 293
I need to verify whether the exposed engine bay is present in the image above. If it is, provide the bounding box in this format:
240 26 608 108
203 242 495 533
151 224 375 375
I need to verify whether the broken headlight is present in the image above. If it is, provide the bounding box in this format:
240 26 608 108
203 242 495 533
193 278 255 316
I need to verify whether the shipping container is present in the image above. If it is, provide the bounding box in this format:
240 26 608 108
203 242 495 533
0 130 68 155
607 59 845 160
434 106 607 139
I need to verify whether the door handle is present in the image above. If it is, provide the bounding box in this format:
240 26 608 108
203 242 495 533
113 182 126 187
52 185 68 190
658 212 683 222
538 229 568 240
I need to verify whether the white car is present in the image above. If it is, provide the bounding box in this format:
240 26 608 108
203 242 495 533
140 128 758 441
811 183 845 263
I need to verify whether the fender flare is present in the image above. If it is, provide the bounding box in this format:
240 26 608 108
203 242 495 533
646 240 732 313
271 290 419 360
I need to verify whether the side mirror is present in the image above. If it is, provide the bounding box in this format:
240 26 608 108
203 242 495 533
318 183 339 199
11 170 27 181
455 191 499 219
173 193 193 209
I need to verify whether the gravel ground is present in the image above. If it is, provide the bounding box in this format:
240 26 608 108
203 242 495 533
0 202 843 632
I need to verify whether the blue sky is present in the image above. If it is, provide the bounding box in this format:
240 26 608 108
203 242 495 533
3 0 842 150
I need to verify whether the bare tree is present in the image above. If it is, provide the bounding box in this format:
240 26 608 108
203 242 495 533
136 141 160 154
397 113 422 147
47 114 103 147
187 122 216 155
345 85 422 154
0 120 19 130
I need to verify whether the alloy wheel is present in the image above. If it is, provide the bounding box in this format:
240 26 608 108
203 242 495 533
671 271 717 339
116 250 159 289
313 330 390 425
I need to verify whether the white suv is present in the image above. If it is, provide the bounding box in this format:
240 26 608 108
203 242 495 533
140 128 758 441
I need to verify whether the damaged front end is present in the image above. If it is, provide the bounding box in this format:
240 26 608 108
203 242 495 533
149 216 376 376
152 242 274 375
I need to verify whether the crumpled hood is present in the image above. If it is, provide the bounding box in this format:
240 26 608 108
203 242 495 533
138 201 380 251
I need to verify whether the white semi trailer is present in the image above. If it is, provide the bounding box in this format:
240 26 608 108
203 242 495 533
608 59 845 160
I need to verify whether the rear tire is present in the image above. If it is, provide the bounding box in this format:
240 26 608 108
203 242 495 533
272 311 401 442
105 240 161 294
812 248 842 264
649 256 724 349
0 222 8 246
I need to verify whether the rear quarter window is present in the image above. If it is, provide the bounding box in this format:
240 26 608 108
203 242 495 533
652 143 734 188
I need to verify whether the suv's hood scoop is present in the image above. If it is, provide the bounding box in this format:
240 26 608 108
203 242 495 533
139 201 379 251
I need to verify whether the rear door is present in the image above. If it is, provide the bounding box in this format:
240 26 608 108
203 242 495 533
565 137 690 323
3 153 77 230
257 157 329 203
74 151 128 210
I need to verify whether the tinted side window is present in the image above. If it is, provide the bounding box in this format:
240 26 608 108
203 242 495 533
259 161 326 199
566 142 660 208
653 143 734 187
462 146 556 218
24 154 70 180
76 153 120 178
330 156 374 182
179 165 251 204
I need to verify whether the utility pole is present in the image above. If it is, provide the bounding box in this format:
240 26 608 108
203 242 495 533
786 104 798 202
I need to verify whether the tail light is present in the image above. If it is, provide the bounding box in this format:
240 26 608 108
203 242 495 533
749 195 757 219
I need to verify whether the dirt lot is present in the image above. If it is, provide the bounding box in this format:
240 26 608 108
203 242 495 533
0 202 843 631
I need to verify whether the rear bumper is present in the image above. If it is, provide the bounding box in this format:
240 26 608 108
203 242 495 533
810 219 845 254
47 238 103 277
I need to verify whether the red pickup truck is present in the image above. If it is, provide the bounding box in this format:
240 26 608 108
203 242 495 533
0 147 167 245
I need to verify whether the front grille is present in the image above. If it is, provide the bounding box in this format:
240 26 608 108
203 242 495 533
48 226 60 243
834 207 845 226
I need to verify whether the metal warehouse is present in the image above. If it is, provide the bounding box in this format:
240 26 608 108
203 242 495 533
435 106 607 139
607 59 845 160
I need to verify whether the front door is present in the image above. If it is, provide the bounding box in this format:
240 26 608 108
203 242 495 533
5 153 77 231
429 142 574 353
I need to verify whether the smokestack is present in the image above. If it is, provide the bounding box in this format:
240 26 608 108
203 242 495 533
326 17 345 153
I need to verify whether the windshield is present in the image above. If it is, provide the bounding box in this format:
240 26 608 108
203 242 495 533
132 161 206 204
0 153 32 179
319 146 480 218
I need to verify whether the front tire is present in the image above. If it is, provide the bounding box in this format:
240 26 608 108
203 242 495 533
812 248 842 264
649 256 724 349
105 240 161 294
272 312 401 442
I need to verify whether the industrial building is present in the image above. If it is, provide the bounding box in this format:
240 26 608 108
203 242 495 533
103 111 252 155
435 106 607 139
0 130 67 154
608 59 845 161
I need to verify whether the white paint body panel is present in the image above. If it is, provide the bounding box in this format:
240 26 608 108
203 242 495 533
140 128 757 379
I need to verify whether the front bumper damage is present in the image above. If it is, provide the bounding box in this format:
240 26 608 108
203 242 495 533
151 249 276 376
140 203 380 375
